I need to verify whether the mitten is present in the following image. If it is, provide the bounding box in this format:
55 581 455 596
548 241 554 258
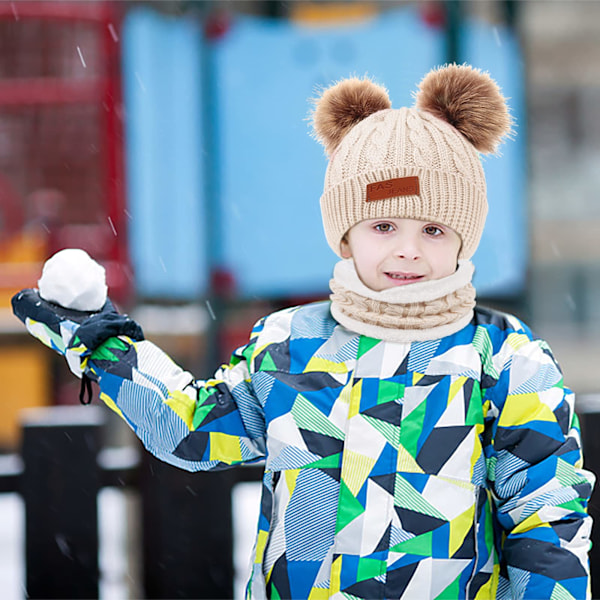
12 288 144 380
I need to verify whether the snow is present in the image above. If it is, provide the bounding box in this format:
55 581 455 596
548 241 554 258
205 299 217 320
0 481 262 599
233 482 262 599
76 46 87 69
108 23 119 43
38 249 107 312
20 405 104 427
0 494 24 600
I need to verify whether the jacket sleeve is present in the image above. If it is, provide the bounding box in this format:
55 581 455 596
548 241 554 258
87 320 267 472
485 332 595 600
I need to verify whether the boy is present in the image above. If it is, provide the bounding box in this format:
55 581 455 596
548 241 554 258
13 64 594 599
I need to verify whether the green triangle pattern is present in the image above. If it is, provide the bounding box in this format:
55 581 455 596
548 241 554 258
550 582 576 600
394 474 445 519
392 530 433 556
192 401 217 430
434 572 461 599
335 481 365 534
305 453 342 470
362 414 401 447
356 556 386 581
92 337 129 362
557 499 587 514
259 351 277 371
556 458 587 486
472 327 499 379
291 394 345 440
377 379 403 404
357 335 380 358
399 399 427 458
465 383 484 426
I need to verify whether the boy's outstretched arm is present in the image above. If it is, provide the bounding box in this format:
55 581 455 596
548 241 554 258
486 334 595 600
12 289 267 472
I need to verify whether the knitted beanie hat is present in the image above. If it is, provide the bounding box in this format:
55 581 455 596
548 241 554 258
311 64 512 259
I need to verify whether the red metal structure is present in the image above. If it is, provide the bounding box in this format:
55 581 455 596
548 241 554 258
0 0 130 434
0 0 130 306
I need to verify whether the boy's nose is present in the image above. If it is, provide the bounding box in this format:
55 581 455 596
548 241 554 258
394 240 421 260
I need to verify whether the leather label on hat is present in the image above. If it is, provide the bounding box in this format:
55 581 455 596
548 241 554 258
366 176 420 202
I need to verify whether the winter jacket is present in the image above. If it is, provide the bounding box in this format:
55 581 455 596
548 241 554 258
89 301 594 599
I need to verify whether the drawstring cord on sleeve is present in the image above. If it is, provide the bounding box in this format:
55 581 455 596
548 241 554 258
79 373 93 405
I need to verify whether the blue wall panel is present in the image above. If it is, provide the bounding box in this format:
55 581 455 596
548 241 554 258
122 9 207 299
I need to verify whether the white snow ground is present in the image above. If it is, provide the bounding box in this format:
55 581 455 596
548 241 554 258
0 481 262 599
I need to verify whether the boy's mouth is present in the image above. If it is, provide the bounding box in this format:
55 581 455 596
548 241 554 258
384 272 425 285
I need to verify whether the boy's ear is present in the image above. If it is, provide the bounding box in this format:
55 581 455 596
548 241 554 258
340 238 352 259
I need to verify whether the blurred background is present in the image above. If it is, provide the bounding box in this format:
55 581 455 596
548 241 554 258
1 0 600 442
0 0 599 598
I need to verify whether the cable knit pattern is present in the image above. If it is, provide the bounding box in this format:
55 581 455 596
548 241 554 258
407 109 430 168
329 259 476 342
321 107 487 260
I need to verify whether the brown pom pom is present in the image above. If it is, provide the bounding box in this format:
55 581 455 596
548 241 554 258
415 64 512 154
311 77 391 156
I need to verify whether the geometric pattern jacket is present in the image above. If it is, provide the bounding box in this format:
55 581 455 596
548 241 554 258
85 302 594 600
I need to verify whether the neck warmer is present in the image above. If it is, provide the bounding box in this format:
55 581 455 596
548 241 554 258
329 259 476 343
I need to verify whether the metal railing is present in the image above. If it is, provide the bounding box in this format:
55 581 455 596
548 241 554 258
0 405 261 599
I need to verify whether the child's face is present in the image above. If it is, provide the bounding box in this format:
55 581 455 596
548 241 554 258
340 218 462 292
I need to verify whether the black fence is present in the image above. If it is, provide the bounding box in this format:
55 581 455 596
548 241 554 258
1 403 600 599
578 400 600 600
0 405 262 599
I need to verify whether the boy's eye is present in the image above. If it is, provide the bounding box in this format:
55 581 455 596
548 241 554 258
374 222 393 233
423 225 443 236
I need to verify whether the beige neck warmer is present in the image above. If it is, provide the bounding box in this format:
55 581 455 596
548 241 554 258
329 259 476 343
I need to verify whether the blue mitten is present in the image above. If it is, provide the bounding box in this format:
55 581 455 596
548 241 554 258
12 288 144 382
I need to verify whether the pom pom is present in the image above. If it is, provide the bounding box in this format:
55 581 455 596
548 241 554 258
415 64 512 154
311 77 391 157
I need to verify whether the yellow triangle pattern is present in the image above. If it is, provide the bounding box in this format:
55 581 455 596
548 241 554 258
305 356 349 374
449 504 476 555
254 529 269 565
498 393 556 427
342 450 377 496
506 332 531 351
469 436 482 477
285 469 300 496
397 443 425 474
308 588 329 600
511 511 551 535
165 390 196 430
448 376 467 405
474 564 500 599
349 379 363 419
412 372 425 385
209 431 242 463
330 555 342 594
438 475 474 491
339 379 353 406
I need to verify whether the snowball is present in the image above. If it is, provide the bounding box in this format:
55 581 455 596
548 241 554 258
38 249 108 312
